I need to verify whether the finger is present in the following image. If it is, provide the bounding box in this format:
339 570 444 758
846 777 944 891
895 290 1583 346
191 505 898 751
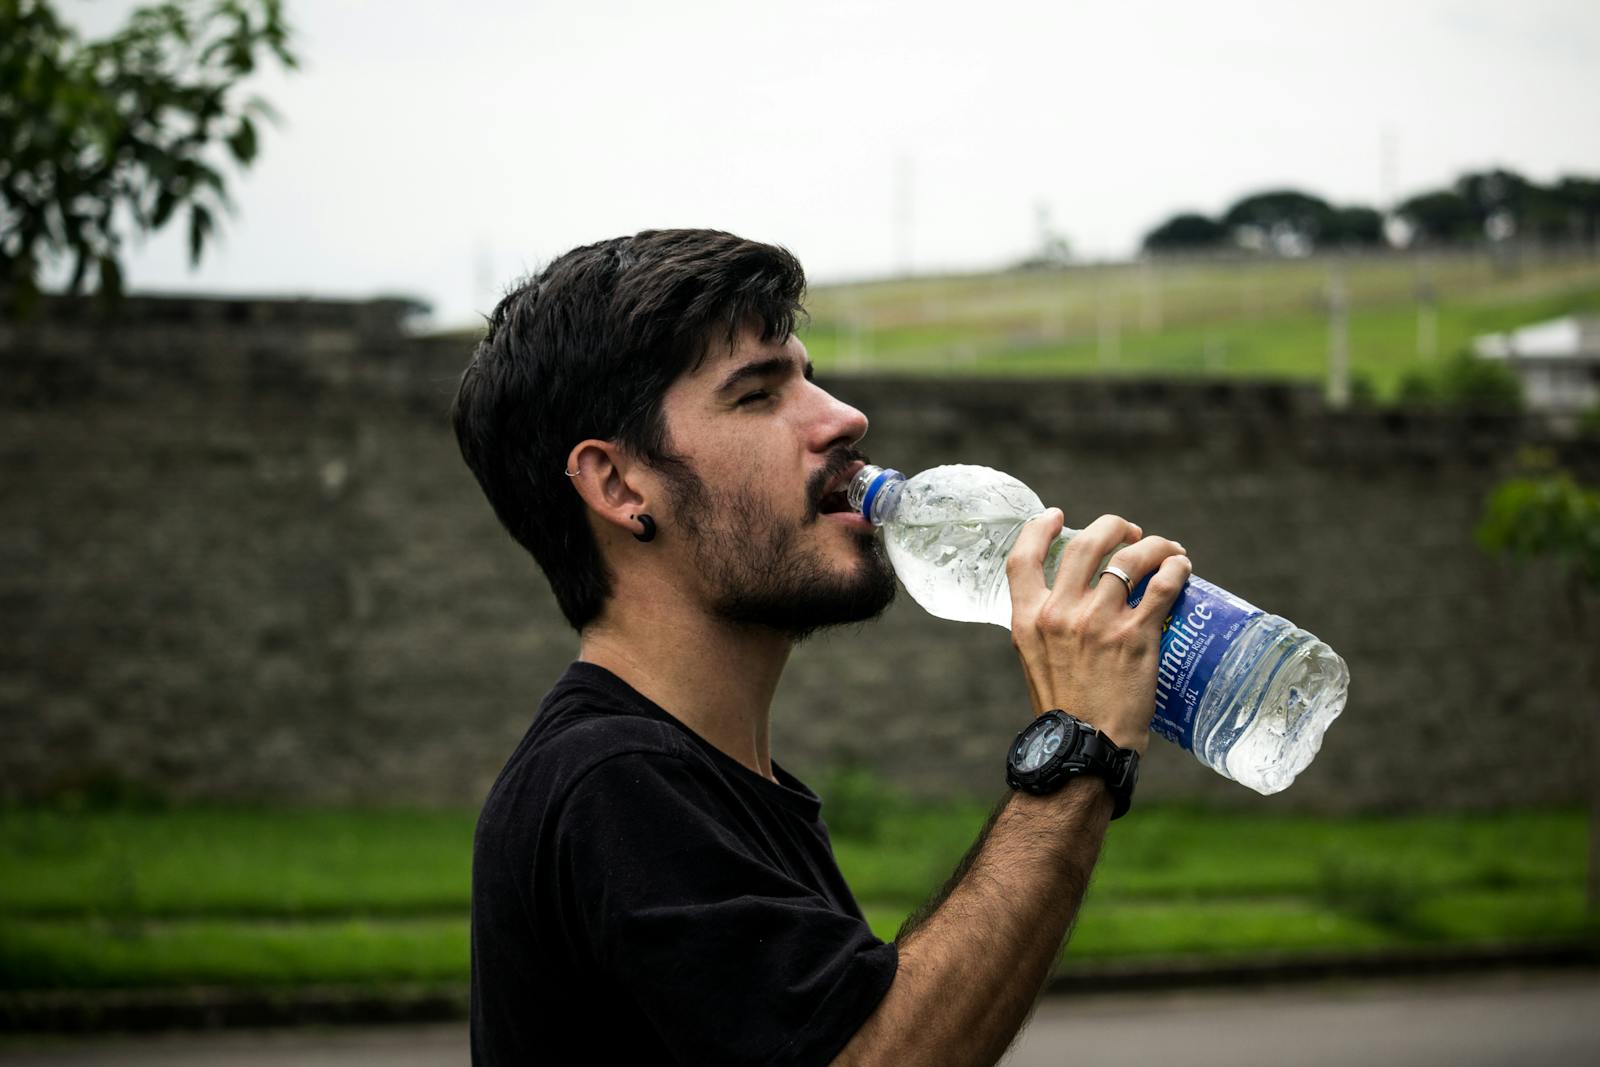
1006 508 1065 609
1094 536 1187 606
1052 513 1143 596
1130 551 1193 624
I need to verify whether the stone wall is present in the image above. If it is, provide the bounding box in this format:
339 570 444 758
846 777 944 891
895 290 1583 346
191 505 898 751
3 295 1596 812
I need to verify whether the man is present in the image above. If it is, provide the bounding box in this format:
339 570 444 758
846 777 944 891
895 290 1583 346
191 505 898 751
452 229 1189 1064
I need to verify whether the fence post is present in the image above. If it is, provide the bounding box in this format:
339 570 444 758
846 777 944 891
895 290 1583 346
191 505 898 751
1326 262 1350 408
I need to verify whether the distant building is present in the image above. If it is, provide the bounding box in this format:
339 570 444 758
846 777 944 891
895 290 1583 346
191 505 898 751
1472 315 1600 414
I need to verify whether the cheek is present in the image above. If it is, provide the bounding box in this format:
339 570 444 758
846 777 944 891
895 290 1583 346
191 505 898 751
699 432 792 487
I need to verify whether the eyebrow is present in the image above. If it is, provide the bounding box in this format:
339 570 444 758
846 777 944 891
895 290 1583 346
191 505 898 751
715 355 814 395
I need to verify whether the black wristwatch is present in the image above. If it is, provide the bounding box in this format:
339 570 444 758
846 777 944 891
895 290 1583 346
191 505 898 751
1005 710 1140 819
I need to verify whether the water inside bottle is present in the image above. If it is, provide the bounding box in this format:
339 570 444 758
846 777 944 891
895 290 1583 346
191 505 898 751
1192 615 1350 794
878 465 1054 628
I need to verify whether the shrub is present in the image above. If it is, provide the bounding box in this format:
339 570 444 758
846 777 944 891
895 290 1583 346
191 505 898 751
1394 352 1522 412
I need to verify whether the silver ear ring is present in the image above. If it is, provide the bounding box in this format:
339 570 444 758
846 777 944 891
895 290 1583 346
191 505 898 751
563 468 579 477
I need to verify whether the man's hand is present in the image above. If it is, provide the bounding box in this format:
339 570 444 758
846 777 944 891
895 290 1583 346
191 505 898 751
1006 511 1191 754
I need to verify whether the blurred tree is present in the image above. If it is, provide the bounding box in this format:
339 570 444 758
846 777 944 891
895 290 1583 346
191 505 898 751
1477 463 1600 910
1394 189 1480 245
1323 206 1385 248
1425 168 1600 246
1453 167 1563 247
1552 176 1600 245
1221 189 1336 256
1 0 297 312
1141 212 1226 253
1455 168 1533 219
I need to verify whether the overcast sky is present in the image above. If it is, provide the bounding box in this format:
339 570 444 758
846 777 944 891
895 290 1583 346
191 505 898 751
59 0 1600 329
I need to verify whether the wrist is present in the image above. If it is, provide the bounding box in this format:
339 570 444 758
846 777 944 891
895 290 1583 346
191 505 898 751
1034 703 1150 757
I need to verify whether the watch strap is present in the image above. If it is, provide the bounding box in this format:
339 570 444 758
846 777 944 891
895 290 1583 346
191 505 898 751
1006 710 1140 819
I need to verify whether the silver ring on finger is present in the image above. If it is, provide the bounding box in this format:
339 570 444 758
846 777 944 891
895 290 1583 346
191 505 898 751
1097 564 1135 597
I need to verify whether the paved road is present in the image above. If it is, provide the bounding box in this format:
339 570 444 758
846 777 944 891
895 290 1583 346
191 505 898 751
3 972 1597 1065
1007 972 1600 1067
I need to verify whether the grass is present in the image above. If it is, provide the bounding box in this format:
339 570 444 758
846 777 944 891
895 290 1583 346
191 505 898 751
0 918 466 991
798 252 1600 399
0 808 475 919
0 803 1591 991
833 805 1584 908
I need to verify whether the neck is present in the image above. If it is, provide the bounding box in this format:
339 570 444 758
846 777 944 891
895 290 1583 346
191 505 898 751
579 580 792 782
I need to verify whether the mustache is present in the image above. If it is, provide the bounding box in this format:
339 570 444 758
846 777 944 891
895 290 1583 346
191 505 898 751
806 446 871 519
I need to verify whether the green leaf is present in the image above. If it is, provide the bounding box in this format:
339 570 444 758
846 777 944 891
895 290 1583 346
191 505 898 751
226 116 257 165
151 188 178 228
187 203 213 266
243 94 280 124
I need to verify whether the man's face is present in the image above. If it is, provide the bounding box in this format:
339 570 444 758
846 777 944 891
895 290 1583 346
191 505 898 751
651 328 896 640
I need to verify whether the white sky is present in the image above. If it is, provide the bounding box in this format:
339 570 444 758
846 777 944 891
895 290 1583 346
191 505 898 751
59 0 1600 329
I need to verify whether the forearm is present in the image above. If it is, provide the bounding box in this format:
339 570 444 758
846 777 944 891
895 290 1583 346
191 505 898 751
833 778 1113 1067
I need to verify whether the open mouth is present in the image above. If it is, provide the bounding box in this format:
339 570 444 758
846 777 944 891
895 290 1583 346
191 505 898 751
818 489 853 516
815 459 866 517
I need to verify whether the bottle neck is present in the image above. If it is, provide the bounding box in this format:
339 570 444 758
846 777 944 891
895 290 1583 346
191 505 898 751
847 464 905 525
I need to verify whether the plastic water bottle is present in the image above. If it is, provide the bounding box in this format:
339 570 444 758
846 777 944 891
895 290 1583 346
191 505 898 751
848 463 1349 795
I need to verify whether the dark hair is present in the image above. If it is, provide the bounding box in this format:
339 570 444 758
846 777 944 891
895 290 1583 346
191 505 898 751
451 229 808 630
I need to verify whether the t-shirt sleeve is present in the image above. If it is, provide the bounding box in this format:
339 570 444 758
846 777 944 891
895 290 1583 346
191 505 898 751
556 749 897 1066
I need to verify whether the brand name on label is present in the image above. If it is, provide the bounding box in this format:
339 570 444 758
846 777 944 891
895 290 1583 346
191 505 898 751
1155 601 1214 708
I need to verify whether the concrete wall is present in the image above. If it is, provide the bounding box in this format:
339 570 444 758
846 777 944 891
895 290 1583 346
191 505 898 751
3 295 1596 812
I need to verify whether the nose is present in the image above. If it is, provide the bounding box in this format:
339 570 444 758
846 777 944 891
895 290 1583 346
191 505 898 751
810 383 869 451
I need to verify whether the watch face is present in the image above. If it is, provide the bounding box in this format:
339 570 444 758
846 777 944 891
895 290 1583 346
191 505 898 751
1016 718 1067 774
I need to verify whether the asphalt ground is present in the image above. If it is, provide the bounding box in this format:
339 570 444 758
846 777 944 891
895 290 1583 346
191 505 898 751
1 971 1596 1065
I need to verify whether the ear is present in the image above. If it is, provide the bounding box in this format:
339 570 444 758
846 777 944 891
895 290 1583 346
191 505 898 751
565 439 653 541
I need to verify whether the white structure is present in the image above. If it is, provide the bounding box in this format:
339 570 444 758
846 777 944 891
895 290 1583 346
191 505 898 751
1473 315 1600 414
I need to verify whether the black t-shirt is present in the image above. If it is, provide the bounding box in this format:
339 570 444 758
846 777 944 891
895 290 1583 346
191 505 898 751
470 662 898 1065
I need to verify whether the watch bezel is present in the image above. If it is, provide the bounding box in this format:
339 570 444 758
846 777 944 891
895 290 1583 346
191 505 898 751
1007 712 1093 791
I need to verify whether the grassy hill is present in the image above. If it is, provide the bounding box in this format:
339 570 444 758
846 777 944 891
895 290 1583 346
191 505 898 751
800 249 1600 398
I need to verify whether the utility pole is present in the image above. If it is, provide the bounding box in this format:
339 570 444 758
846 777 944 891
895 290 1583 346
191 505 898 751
894 154 913 277
1415 256 1438 360
1326 262 1350 409
1097 272 1121 369
1140 258 1163 333
1380 125 1398 211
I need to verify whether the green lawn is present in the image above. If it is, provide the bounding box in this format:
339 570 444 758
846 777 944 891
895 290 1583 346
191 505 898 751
0 808 474 919
798 253 1600 399
0 804 1591 991
0 917 467 990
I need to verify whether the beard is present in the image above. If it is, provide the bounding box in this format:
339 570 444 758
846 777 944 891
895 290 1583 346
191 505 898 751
656 454 897 642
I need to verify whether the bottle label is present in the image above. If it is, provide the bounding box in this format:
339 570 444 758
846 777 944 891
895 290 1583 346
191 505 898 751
1127 575 1263 750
